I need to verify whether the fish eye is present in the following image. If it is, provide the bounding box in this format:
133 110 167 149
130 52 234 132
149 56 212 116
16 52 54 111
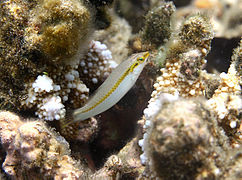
137 57 144 61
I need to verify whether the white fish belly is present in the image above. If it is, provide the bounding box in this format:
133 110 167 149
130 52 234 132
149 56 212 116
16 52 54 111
74 73 137 121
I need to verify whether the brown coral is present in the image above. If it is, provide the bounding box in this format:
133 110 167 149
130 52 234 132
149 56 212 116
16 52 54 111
25 0 92 62
141 97 240 179
150 13 214 99
0 0 93 112
141 2 176 47
60 117 98 142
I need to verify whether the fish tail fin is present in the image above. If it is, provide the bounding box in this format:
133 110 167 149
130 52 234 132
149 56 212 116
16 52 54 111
60 110 75 129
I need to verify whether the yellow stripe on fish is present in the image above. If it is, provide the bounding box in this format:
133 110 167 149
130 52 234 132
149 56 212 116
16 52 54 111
61 52 149 128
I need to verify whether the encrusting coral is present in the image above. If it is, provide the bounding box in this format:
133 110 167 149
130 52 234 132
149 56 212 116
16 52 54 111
140 94 242 179
141 2 176 47
207 40 241 144
151 14 214 99
0 0 114 115
0 0 241 179
0 111 89 179
24 0 92 62
137 2 241 179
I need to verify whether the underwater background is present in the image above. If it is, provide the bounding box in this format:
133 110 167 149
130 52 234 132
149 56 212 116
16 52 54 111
0 0 241 179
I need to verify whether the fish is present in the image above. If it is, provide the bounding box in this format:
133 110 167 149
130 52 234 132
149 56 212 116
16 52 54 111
61 52 150 128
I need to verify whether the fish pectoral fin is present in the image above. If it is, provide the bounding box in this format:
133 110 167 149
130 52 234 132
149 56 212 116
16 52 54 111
60 110 75 128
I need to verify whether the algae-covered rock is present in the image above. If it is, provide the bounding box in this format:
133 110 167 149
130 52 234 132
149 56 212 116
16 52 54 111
141 2 176 47
0 0 93 111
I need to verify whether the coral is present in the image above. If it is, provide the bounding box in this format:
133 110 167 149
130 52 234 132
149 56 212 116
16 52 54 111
150 13 214 98
207 62 241 143
21 40 114 122
92 136 144 179
38 96 66 121
140 94 241 179
25 0 92 62
92 155 123 179
0 0 37 111
151 52 207 98
179 14 214 50
0 0 241 179
0 0 94 111
78 40 113 89
60 117 98 142
114 0 150 33
94 12 132 64
0 111 89 179
141 2 176 47
140 93 179 165
0 0 114 118
175 0 242 38
137 5 241 179
21 73 88 121
206 35 241 144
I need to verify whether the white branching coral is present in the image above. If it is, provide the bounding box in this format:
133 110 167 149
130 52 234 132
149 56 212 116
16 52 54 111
32 75 58 93
21 40 113 122
22 75 67 121
22 74 66 121
24 75 60 107
61 68 89 107
79 40 113 87
207 63 241 118
37 96 65 121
